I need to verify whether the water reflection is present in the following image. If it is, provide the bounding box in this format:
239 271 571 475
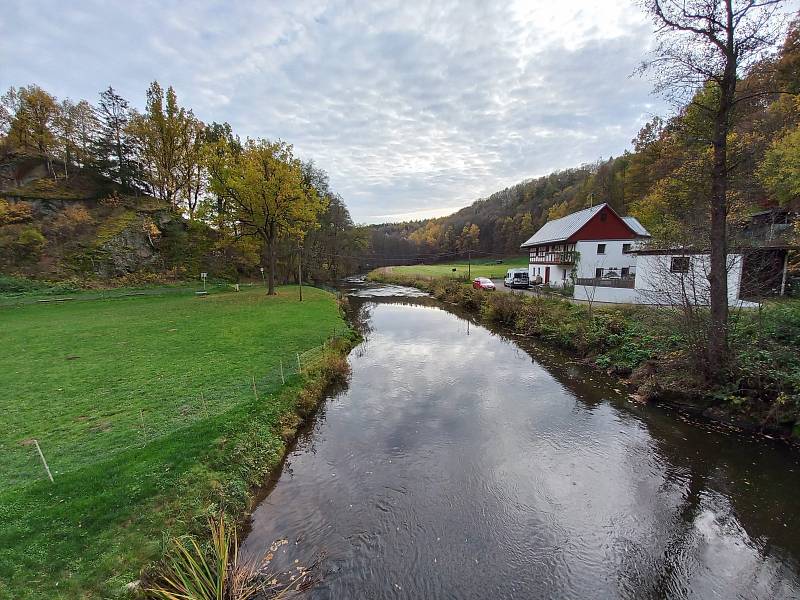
242 288 800 599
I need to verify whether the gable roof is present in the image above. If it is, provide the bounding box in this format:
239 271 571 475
520 204 605 247
622 217 652 237
520 203 650 247
622 216 650 237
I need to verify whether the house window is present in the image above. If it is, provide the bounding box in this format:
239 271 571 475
622 243 632 254
597 243 606 255
595 267 603 278
670 256 690 273
621 267 630 277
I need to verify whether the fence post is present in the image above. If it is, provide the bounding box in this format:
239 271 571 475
33 439 54 482
280 359 285 385
139 409 147 444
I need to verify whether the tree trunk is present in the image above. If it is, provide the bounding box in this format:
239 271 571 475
707 24 737 380
267 227 277 295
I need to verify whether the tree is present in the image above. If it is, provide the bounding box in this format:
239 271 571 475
72 100 99 169
129 82 201 212
0 87 21 141
207 138 326 294
7 85 59 173
204 122 241 228
95 87 134 187
757 123 800 205
457 223 480 254
54 99 79 179
181 115 206 219
639 0 789 379
128 82 180 206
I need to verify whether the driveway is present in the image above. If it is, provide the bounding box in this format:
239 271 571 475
489 279 591 305
490 279 544 297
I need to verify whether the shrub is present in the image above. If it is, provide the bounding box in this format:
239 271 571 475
481 292 524 326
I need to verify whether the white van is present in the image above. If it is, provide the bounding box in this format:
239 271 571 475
503 268 530 289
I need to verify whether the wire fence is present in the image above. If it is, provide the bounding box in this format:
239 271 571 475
0 283 239 308
5 335 344 489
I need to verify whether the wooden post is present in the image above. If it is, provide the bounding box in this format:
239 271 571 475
139 409 147 444
280 359 285 384
33 439 54 482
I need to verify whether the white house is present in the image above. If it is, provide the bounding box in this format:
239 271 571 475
520 203 773 307
520 203 650 290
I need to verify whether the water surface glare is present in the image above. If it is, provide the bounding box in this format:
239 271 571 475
242 289 800 599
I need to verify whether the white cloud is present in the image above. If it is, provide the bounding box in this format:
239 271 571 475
1 0 667 223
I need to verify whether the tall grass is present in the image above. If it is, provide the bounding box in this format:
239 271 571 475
147 515 318 600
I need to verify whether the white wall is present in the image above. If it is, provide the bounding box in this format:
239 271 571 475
634 253 744 305
528 263 570 287
573 285 639 303
570 251 756 307
574 240 639 279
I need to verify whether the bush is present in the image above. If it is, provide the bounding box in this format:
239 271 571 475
0 274 79 296
481 291 524 326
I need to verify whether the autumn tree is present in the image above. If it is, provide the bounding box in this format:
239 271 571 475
203 122 241 228
457 223 480 254
128 82 205 216
758 124 800 204
181 115 206 219
71 100 99 169
639 0 790 378
129 82 184 207
207 138 326 294
6 85 59 174
54 99 79 179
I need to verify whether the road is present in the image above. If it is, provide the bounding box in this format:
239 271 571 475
490 279 543 297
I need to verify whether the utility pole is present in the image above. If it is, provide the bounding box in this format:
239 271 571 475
468 250 471 279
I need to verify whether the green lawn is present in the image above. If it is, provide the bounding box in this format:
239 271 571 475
390 256 528 279
0 285 347 599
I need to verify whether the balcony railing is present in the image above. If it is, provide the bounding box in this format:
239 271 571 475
529 251 577 265
576 277 635 289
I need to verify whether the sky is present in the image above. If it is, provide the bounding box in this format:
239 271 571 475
2 0 669 224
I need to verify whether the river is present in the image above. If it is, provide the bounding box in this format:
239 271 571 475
241 282 800 599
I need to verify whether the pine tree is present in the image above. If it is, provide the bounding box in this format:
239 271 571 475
95 86 134 187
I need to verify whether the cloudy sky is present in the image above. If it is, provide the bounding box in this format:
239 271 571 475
3 0 668 223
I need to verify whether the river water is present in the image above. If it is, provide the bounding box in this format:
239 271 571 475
241 283 800 599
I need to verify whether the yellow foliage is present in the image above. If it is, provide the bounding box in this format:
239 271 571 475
0 199 34 226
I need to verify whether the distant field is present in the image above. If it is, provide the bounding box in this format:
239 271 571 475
0 285 346 598
391 256 528 279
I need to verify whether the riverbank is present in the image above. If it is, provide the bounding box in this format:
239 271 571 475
0 285 356 599
368 269 800 444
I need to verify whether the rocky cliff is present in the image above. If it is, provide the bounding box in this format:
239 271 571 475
0 153 178 279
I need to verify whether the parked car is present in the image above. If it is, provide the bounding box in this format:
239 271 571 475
503 268 530 289
472 277 496 290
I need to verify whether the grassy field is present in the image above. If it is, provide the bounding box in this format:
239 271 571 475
389 256 528 280
0 285 348 598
